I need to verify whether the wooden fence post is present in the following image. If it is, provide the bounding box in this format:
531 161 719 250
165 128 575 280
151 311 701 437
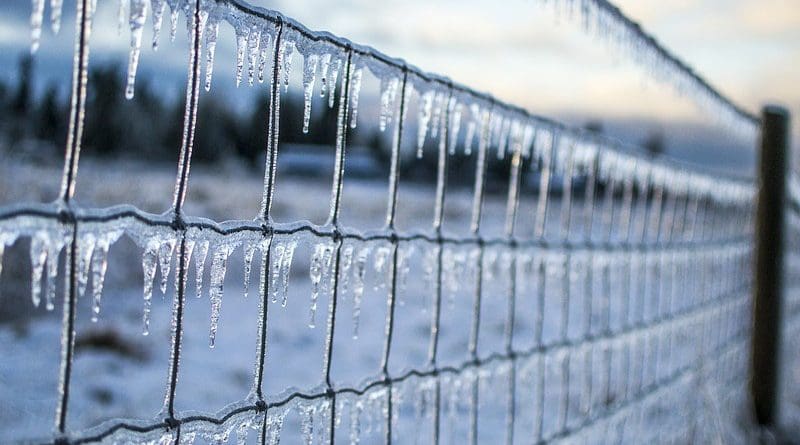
751 105 791 427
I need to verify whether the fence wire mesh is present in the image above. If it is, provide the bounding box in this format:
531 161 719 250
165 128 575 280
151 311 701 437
0 0 764 443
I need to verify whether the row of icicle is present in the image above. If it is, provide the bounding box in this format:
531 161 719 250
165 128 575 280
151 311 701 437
28 0 755 211
0 220 748 350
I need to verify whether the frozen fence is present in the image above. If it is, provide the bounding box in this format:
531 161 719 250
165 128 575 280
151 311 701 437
0 0 769 443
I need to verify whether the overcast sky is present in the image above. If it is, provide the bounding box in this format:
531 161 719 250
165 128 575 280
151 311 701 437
1 0 797 172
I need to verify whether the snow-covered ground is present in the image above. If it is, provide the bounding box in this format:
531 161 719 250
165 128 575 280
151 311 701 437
0 158 774 444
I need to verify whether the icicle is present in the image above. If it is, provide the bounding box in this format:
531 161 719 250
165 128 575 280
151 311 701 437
29 234 48 308
373 246 391 291
327 58 341 109
209 243 236 347
77 233 96 298
464 106 478 156
340 244 354 296
350 400 363 445
270 243 285 304
352 247 369 338
243 242 257 298
50 0 63 33
280 240 296 307
319 53 332 97
141 240 159 335
168 4 179 42
280 41 296 93
158 238 177 295
257 32 272 84
194 240 209 299
308 243 326 328
349 67 363 129
449 101 463 155
151 0 165 50
379 77 400 132
431 92 444 139
247 25 261 86
124 0 149 99
235 26 249 87
302 55 319 133
117 0 129 35
90 231 120 322
301 405 315 445
30 0 45 53
203 20 219 91
417 91 434 158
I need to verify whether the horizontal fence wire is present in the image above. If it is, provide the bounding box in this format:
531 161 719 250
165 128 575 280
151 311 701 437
1 0 764 443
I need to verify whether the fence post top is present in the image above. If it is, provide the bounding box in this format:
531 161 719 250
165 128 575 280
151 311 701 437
762 105 790 119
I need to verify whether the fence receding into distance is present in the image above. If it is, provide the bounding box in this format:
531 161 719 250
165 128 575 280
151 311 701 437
1 0 797 443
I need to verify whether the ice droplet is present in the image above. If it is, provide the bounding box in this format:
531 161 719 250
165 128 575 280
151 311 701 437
124 0 149 100
349 67 363 129
302 54 319 134
30 0 45 53
209 243 237 348
141 240 159 335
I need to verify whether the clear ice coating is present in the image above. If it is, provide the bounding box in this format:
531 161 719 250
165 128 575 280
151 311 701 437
348 67 363 129
257 32 272 84
125 0 149 99
302 54 319 133
209 243 237 348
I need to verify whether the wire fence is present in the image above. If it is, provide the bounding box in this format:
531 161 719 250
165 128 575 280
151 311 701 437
0 0 775 443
